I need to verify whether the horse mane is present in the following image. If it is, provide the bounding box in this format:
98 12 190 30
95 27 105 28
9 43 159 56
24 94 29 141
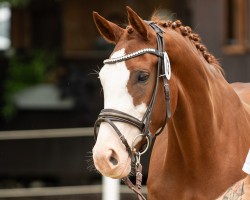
150 13 224 75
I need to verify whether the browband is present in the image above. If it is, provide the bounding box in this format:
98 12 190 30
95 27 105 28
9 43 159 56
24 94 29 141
103 48 163 64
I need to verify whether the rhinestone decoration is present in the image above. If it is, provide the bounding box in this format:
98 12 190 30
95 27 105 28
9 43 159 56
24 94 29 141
103 48 162 64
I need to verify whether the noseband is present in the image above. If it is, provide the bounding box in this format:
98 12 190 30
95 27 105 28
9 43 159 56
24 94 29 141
94 21 171 200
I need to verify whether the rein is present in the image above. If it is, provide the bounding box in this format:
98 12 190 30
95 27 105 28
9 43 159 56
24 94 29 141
94 21 171 199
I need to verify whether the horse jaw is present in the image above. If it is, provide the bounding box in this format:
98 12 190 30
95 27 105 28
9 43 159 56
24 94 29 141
92 48 147 178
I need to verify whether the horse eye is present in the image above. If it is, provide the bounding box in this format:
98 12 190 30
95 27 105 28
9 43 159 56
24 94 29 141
137 72 149 83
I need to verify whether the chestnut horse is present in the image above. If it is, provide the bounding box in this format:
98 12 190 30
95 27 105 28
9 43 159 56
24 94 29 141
92 6 250 199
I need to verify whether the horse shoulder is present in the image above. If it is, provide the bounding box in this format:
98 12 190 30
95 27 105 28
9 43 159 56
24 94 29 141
231 82 250 114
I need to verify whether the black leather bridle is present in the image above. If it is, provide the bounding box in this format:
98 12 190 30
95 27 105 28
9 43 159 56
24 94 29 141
94 21 171 200
94 21 171 157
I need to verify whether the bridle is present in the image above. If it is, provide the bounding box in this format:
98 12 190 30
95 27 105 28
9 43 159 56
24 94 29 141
94 21 171 200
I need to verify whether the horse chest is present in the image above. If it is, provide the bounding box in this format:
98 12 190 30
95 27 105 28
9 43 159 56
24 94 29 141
147 181 209 200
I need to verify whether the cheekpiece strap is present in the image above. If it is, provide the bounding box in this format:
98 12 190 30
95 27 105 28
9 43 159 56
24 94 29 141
146 21 171 137
145 21 165 36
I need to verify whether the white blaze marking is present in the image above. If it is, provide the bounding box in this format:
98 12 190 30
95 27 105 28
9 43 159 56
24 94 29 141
92 48 148 178
98 48 147 147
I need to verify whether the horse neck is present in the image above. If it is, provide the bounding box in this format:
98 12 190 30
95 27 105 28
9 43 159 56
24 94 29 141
148 27 250 199
165 50 246 173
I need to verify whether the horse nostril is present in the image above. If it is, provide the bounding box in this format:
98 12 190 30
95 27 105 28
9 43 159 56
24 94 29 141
109 156 118 166
107 149 119 166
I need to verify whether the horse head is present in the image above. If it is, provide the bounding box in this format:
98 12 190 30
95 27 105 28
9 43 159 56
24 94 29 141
92 6 173 179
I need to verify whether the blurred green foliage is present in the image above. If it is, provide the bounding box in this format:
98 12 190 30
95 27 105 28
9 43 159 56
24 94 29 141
2 50 56 120
0 0 31 7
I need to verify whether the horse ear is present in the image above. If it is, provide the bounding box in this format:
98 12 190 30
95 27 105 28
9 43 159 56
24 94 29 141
126 6 150 40
93 12 124 44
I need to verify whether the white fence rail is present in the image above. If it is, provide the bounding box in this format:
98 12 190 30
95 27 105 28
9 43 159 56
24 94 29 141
0 127 93 140
0 128 147 199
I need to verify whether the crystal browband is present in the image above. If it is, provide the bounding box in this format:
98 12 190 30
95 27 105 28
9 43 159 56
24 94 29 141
103 48 163 64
